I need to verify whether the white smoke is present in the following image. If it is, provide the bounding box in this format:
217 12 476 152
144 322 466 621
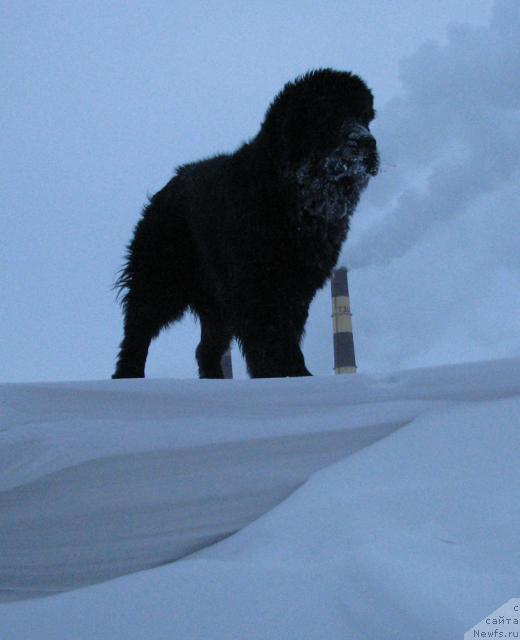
336 0 520 371
347 0 520 269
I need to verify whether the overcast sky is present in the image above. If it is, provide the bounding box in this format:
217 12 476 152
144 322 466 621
3 0 518 383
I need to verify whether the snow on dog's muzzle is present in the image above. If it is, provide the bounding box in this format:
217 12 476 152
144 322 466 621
344 124 379 176
323 130 379 181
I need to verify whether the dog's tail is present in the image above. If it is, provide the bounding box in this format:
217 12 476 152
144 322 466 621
113 186 171 308
113 216 145 309
113 179 194 312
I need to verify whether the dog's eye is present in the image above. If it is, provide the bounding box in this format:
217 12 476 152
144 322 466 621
358 113 370 128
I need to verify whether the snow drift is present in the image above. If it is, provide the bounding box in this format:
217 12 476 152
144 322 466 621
1 357 519 639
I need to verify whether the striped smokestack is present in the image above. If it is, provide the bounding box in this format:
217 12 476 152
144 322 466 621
220 347 233 379
331 267 357 374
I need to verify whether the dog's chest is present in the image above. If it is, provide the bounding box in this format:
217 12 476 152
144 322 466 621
297 180 352 236
291 203 348 274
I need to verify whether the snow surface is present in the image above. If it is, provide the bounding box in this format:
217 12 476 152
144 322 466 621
1 357 519 639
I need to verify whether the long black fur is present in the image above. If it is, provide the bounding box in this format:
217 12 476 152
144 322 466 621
113 68 378 379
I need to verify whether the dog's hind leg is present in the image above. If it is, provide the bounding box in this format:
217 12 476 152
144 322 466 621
195 311 232 379
112 290 186 379
113 190 194 379
113 303 158 379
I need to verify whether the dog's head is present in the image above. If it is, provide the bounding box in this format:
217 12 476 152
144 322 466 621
260 69 379 207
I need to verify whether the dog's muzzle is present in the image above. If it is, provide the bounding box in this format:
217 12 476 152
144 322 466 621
321 123 379 181
345 124 379 176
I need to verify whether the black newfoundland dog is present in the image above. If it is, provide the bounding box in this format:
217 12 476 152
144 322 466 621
113 68 378 379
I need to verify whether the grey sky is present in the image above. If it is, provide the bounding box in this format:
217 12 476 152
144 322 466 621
4 0 514 383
